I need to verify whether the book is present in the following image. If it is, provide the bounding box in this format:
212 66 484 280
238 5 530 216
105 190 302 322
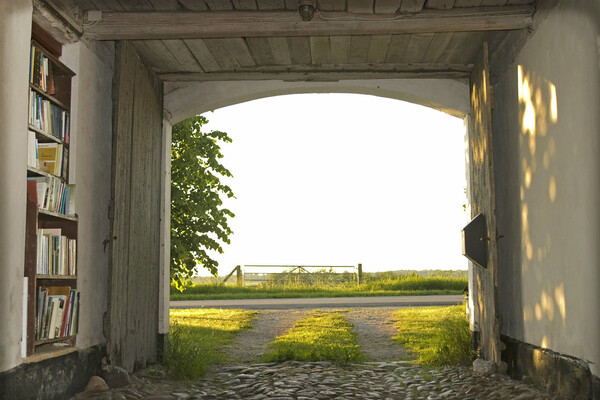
37 143 59 175
27 130 38 168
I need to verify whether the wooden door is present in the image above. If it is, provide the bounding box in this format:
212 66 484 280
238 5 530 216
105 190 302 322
468 42 501 363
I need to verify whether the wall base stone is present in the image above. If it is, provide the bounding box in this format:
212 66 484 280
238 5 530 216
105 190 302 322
0 345 105 400
501 335 599 400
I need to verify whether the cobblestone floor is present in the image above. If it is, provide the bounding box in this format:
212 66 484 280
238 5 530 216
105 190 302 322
72 361 560 400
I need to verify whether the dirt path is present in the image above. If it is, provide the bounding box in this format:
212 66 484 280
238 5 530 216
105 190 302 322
220 307 409 363
346 307 409 361
222 309 308 363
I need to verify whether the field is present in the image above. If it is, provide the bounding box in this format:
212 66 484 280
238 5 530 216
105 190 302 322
170 270 468 300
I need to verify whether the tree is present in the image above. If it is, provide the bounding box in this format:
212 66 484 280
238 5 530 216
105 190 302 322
170 115 235 288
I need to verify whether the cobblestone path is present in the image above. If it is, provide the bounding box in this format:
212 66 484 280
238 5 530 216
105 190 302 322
73 360 559 400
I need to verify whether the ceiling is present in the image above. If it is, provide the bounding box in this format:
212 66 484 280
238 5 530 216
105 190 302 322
40 0 536 82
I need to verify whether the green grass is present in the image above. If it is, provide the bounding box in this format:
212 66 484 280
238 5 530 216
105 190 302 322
171 271 467 300
392 304 474 366
262 310 366 365
165 308 257 380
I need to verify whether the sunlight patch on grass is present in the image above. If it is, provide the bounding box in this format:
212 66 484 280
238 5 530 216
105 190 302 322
262 310 366 365
392 305 473 366
166 308 257 380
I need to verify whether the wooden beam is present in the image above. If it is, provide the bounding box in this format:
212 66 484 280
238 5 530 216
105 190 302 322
158 62 472 81
84 6 533 40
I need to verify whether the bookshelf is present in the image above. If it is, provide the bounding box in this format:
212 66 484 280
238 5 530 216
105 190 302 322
24 24 79 358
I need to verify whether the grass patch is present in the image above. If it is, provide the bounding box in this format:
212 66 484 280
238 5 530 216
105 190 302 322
165 308 257 380
171 271 467 300
262 310 366 365
392 304 473 366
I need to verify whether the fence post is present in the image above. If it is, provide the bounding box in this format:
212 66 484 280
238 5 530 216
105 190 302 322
236 265 242 286
357 263 363 285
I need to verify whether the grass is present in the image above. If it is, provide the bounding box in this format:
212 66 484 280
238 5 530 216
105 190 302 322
171 271 467 300
165 308 257 380
392 304 474 366
262 310 366 365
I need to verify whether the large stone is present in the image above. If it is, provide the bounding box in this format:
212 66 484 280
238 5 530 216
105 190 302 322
102 366 131 389
85 376 109 392
473 358 497 376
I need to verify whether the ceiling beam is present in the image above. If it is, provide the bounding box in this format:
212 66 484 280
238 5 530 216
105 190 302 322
158 63 473 82
84 6 533 40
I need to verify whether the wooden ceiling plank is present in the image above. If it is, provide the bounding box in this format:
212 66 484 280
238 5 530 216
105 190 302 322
146 0 183 10
285 0 298 10
78 0 98 10
366 34 392 63
435 31 470 63
183 39 221 71
132 40 182 71
402 32 434 62
268 37 293 64
177 0 208 10
374 0 401 13
348 0 374 13
481 0 507 5
349 35 370 63
233 0 258 9
287 36 312 64
420 32 454 63
453 31 486 63
205 0 234 10
85 6 535 40
454 0 481 6
162 39 203 71
399 0 425 12
329 35 351 64
118 0 154 11
257 0 286 9
310 36 330 64
159 62 473 81
203 38 241 70
246 37 276 64
317 0 346 10
225 38 256 66
90 0 125 11
385 34 411 62
425 0 456 9
507 0 534 4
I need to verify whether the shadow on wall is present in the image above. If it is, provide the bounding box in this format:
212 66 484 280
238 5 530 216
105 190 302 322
516 64 565 351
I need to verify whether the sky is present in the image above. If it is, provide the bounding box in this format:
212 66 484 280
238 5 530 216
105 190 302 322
198 93 468 276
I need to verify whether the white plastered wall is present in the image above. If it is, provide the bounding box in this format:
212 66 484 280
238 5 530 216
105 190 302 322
60 40 113 350
164 78 469 124
0 0 32 373
493 0 600 377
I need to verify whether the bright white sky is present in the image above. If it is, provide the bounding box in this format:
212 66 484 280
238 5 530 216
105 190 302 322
199 93 468 276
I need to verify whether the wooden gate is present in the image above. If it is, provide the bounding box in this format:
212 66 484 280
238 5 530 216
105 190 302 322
468 42 501 363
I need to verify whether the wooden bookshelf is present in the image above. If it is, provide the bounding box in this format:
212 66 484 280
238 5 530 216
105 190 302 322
24 26 79 358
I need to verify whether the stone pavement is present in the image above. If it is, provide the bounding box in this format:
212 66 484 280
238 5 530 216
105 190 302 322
72 360 560 400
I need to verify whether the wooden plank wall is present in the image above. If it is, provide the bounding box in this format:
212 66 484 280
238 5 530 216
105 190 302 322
468 42 501 363
108 40 163 372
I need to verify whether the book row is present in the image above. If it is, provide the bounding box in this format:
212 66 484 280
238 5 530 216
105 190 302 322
30 44 55 94
27 131 69 179
29 89 70 142
36 286 79 341
27 176 76 216
36 228 76 276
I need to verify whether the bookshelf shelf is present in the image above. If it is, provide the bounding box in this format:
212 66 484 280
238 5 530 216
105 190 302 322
36 275 77 280
29 125 66 145
38 208 78 221
29 83 70 111
24 26 79 358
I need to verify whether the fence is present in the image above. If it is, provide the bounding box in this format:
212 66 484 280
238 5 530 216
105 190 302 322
222 264 364 286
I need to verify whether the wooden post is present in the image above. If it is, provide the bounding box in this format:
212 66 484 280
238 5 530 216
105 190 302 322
236 265 242 286
357 263 363 285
